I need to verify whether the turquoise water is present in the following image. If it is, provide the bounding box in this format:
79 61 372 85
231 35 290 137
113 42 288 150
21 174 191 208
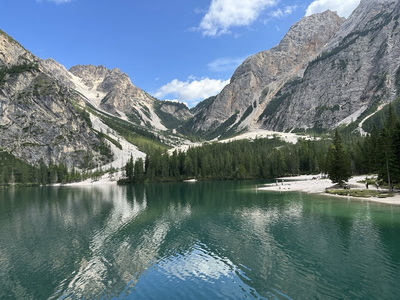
0 181 399 299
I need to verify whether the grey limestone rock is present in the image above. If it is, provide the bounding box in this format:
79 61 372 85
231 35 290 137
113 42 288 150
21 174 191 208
260 0 400 132
69 65 192 130
191 10 345 134
0 31 109 167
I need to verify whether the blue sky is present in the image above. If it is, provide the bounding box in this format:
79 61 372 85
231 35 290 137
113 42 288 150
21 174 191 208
0 0 360 107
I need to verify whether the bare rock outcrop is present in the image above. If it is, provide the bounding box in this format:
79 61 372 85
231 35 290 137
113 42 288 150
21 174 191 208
260 0 400 131
69 65 192 130
191 11 345 134
0 31 109 167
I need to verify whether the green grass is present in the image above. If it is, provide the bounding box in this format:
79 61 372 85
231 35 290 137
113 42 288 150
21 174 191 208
326 189 395 198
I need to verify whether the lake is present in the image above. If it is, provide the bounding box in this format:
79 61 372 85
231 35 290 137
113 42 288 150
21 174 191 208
0 180 399 299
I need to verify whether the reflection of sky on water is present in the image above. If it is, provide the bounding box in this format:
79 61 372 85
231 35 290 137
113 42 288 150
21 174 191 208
129 243 270 300
158 243 237 281
53 186 149 298
1 183 400 300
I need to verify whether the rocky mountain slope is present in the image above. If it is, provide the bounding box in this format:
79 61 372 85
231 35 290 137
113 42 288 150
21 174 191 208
189 10 345 136
2 0 400 172
190 0 400 136
260 0 400 132
1 28 193 169
70 65 193 130
42 60 193 131
0 30 108 168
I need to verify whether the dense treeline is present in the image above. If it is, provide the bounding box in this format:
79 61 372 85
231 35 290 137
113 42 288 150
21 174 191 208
356 105 400 189
0 152 76 186
121 105 400 187
120 137 332 183
0 151 38 185
0 153 114 186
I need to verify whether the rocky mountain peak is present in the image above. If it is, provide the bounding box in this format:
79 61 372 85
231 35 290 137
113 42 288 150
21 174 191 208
259 0 400 132
68 64 192 130
69 65 112 90
325 0 399 50
276 10 344 50
232 10 344 81
191 10 345 135
0 28 190 172
41 58 75 88
41 61 192 131
69 64 137 94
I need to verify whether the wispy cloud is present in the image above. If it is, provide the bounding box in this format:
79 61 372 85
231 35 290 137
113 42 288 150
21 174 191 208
207 56 246 72
154 77 229 107
198 0 279 37
37 0 74 4
306 0 361 18
269 5 298 19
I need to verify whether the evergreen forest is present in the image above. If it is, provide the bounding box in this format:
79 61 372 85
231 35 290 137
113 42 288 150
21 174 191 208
121 105 400 187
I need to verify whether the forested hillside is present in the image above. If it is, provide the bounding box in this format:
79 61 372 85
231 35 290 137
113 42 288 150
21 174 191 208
120 103 400 187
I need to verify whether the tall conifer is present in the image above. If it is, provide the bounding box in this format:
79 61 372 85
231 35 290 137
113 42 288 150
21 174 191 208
326 130 352 186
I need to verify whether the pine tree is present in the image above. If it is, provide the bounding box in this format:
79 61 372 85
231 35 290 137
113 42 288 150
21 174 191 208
38 158 48 184
49 161 58 184
134 158 144 182
378 105 400 190
326 130 352 187
125 154 134 182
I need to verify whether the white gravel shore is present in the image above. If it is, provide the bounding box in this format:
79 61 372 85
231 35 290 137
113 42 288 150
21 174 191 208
258 175 400 205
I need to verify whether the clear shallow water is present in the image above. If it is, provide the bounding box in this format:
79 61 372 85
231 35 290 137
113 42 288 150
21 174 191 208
0 181 400 299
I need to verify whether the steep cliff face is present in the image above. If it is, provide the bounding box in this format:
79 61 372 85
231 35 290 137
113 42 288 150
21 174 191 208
191 11 345 135
260 0 400 132
0 31 109 167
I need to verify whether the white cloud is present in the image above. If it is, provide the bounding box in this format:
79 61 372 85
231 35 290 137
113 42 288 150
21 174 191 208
199 0 279 36
154 77 229 106
269 5 298 19
306 0 361 18
207 57 246 72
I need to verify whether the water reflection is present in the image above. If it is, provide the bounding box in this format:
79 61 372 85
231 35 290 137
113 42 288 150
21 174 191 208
0 182 400 299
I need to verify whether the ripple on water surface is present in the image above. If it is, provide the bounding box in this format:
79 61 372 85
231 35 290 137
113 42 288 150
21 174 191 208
126 242 279 299
1 184 400 300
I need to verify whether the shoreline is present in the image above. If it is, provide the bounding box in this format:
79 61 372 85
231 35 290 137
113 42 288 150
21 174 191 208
54 173 400 206
258 174 400 206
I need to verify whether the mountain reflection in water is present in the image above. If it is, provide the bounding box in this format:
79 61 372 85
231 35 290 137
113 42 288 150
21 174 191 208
0 181 399 299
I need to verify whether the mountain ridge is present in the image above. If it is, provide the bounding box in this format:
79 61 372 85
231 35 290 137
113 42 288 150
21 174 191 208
0 31 187 169
188 10 346 136
189 0 400 136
